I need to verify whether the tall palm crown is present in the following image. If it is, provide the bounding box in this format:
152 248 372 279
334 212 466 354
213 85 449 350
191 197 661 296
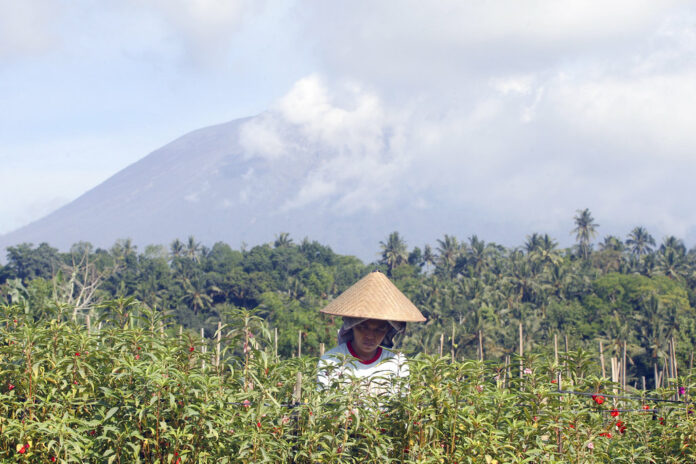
379 231 408 276
572 208 599 259
626 226 655 256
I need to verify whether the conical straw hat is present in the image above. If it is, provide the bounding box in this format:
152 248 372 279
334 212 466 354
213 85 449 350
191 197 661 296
320 271 426 322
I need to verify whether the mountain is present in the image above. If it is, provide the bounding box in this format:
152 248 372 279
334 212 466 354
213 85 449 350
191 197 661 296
0 115 475 262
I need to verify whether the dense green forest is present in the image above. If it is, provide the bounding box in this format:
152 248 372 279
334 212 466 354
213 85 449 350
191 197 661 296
2 209 696 388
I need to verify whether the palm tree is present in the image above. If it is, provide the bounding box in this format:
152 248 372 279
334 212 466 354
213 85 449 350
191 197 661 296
524 233 542 254
466 235 492 276
274 232 294 248
572 208 598 260
528 234 561 268
379 231 408 276
654 247 688 281
185 236 202 262
436 235 461 277
626 226 655 256
179 277 219 315
422 244 435 273
170 239 185 259
659 236 686 256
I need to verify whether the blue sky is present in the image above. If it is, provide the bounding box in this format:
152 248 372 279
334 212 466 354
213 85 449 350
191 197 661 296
2 0 696 248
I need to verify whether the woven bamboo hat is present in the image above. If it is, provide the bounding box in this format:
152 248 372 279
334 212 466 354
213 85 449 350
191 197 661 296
320 271 426 322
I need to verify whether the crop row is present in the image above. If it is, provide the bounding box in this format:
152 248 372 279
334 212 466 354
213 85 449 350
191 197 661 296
1 304 695 463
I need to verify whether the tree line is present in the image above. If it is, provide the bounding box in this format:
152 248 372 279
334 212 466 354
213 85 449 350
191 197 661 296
1 209 695 386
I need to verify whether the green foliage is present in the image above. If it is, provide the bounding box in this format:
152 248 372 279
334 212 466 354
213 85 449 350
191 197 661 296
2 306 696 463
2 221 696 389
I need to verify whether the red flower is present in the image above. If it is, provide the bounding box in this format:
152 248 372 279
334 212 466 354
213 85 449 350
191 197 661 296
616 420 626 433
551 379 557 384
599 432 612 438
189 346 194 352
75 352 80 357
135 354 140 360
659 417 665 425
51 457 56 462
610 409 619 417
18 446 26 454
8 383 15 391
256 421 262 428
242 399 251 408
592 394 605 405
642 405 650 410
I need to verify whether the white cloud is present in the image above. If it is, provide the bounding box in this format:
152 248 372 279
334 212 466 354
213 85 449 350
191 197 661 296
0 0 61 58
137 0 267 65
239 75 413 213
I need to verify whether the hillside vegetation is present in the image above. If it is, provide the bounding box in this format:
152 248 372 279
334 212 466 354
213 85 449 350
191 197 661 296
2 210 696 387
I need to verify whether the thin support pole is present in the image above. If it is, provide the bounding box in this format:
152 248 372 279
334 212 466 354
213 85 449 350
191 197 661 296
274 328 278 360
478 330 484 362
439 333 444 357
216 321 222 368
297 330 302 358
622 341 627 392
672 337 679 380
201 328 206 371
519 322 524 379
293 372 303 404
599 340 606 378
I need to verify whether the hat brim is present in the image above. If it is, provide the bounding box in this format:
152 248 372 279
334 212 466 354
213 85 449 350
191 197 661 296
320 271 426 322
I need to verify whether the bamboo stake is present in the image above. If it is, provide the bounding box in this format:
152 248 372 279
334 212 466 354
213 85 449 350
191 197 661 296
451 322 455 360
86 315 91 334
439 333 444 357
556 371 563 453
554 333 558 366
179 325 183 341
622 341 627 392
503 356 510 389
690 352 694 371
298 330 302 358
642 376 646 391
672 337 678 379
599 340 606 378
319 343 325 357
658 369 663 389
478 330 484 362
201 328 206 370
654 363 659 389
564 334 569 381
519 323 523 379
216 321 222 368
274 328 278 360
293 372 303 404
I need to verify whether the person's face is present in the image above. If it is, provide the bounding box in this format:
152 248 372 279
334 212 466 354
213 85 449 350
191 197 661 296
351 319 390 359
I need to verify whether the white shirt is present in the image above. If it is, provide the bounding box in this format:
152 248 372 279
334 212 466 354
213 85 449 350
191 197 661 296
317 342 409 395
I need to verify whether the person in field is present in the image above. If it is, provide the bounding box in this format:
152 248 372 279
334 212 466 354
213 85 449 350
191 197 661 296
317 271 426 394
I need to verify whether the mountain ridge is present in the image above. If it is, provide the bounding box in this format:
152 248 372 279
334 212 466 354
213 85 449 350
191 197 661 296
1 115 452 263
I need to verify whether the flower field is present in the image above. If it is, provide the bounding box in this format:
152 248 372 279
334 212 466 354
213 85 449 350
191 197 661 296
2 303 695 463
